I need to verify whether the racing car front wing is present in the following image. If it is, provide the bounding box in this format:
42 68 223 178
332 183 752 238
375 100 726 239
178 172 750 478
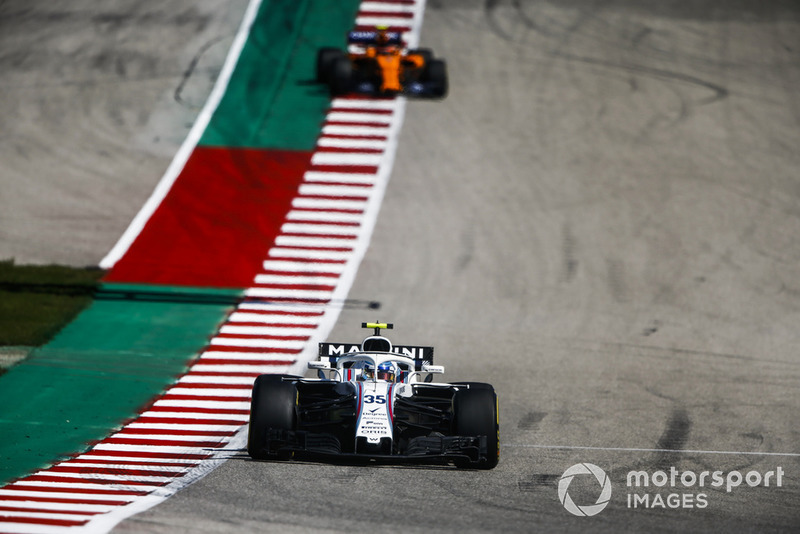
259 429 490 467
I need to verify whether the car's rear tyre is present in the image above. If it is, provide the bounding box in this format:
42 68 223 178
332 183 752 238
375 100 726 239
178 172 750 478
408 48 433 65
452 385 499 469
330 56 353 95
247 374 298 460
426 59 448 98
316 47 343 83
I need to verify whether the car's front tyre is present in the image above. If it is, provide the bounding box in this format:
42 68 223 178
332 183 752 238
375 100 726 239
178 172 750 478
247 374 298 460
452 384 499 469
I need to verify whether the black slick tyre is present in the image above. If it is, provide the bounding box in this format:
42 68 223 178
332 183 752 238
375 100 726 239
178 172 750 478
247 374 298 460
426 59 448 98
316 47 343 83
452 385 499 469
330 56 353 95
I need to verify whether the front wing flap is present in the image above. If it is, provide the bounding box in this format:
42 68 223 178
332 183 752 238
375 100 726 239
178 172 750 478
346 81 444 97
259 429 489 466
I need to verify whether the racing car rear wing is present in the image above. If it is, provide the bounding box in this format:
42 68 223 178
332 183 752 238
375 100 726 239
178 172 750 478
348 30 403 47
318 343 434 371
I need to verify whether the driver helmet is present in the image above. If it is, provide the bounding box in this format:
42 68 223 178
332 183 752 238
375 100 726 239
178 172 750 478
376 28 391 45
375 28 398 53
355 360 372 380
376 361 396 382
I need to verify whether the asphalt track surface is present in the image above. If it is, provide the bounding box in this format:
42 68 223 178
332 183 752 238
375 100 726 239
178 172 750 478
3 0 800 532
0 0 248 266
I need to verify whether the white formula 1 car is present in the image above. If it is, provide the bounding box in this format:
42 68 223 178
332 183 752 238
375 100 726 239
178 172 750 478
247 323 499 469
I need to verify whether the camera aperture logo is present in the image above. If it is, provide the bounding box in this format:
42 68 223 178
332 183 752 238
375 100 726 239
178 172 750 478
558 463 613 516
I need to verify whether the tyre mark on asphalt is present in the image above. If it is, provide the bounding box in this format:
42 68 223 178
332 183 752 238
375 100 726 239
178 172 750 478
517 411 547 430
484 0 607 42
484 0 540 39
554 52 729 106
653 407 691 469
174 35 228 109
562 223 578 283
517 473 560 491
457 227 475 272
641 319 660 337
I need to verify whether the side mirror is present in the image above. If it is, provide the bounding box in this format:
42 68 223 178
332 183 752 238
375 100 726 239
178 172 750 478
422 364 444 374
308 360 332 379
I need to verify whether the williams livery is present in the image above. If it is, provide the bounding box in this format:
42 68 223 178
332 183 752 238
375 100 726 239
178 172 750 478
247 323 499 468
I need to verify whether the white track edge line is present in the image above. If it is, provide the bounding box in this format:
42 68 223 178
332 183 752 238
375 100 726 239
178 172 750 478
504 444 800 457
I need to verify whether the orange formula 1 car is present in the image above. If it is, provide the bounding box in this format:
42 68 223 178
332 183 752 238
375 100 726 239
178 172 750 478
316 30 448 98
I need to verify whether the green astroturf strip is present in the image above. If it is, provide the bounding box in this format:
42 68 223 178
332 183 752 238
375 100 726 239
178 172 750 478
200 0 361 149
0 284 241 484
